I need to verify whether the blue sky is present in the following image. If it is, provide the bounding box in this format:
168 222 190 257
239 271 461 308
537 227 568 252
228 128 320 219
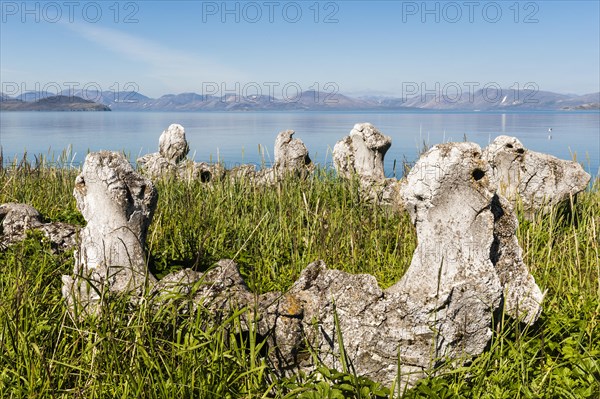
1 0 599 98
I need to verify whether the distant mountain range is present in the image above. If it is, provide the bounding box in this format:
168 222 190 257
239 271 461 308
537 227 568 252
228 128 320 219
0 95 111 111
1 89 598 111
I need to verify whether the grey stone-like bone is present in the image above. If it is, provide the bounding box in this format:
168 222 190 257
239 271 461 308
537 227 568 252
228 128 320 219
0 203 43 248
65 142 544 390
62 151 158 316
333 123 391 182
483 135 591 218
333 123 402 207
137 124 225 182
274 130 313 176
0 202 78 252
156 142 543 389
159 123 189 163
138 125 313 184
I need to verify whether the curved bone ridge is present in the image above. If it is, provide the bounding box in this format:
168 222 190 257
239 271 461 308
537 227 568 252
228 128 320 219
483 135 591 218
154 141 542 389
62 151 158 316
63 136 544 389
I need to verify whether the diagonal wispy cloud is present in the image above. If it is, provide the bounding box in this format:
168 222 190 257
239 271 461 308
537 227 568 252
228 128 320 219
63 22 245 93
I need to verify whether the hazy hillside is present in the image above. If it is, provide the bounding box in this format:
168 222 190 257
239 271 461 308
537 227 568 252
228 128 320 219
0 95 111 111
2 89 598 111
94 89 598 111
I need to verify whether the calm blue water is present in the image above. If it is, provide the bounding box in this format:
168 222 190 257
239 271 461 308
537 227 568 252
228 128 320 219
1 111 598 178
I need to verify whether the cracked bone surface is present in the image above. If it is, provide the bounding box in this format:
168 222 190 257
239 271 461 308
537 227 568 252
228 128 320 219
332 123 401 206
253 129 314 185
157 142 542 389
273 130 313 177
0 203 44 248
62 151 158 316
333 123 391 182
483 135 591 218
287 142 541 388
137 123 224 182
65 143 543 389
158 123 189 163
0 202 78 252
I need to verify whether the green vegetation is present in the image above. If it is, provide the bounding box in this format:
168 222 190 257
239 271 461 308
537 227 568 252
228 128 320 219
0 156 598 398
0 96 111 112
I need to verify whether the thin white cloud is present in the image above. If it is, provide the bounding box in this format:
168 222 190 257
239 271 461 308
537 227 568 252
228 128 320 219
63 23 244 93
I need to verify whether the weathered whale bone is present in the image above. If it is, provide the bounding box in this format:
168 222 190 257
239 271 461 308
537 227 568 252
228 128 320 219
137 124 313 184
333 122 391 182
273 129 313 177
333 125 590 217
63 143 543 389
332 123 402 206
0 202 78 252
483 135 591 218
175 142 543 388
137 123 225 182
62 151 158 316
229 129 313 184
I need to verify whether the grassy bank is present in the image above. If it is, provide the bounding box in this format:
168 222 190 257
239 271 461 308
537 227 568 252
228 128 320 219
0 158 598 398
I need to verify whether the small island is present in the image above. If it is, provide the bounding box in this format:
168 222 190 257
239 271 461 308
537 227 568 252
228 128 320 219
0 95 111 111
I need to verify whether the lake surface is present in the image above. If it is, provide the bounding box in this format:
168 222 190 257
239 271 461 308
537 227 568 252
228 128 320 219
1 111 598 178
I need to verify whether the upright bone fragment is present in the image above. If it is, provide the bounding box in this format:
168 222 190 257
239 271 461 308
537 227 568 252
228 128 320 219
233 130 313 185
483 135 591 218
333 123 401 205
137 123 224 182
333 123 391 182
63 142 545 389
137 124 186 178
273 130 313 177
159 123 189 163
395 143 542 325
288 143 510 388
62 151 158 316
165 142 542 389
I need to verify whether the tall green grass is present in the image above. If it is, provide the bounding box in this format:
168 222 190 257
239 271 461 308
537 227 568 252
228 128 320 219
0 156 598 398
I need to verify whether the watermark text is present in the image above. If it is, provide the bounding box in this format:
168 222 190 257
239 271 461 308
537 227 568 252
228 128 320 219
401 1 540 23
401 81 539 104
201 1 339 23
201 81 339 103
1 81 140 102
1 1 140 23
